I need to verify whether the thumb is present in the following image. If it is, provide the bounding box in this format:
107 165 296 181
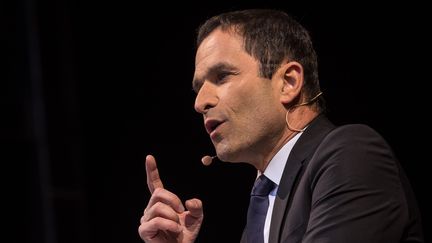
185 198 203 218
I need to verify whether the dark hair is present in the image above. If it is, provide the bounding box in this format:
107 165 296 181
197 9 324 111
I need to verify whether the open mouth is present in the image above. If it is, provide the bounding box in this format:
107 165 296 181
205 119 223 134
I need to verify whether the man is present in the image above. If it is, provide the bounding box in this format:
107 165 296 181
138 9 424 243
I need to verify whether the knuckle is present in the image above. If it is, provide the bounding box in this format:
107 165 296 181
152 217 164 226
153 187 163 196
153 201 164 209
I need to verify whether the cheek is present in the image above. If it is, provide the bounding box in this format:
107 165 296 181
221 80 280 129
247 94 283 130
237 97 279 131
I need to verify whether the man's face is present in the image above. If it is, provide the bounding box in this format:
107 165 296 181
193 29 286 163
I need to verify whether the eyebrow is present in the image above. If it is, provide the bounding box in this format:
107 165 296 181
192 62 238 93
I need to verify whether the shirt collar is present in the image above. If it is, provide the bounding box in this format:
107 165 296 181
263 132 303 186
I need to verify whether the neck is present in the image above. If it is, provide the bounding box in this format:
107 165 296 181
255 107 318 172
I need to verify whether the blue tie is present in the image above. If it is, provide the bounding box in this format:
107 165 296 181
245 174 275 243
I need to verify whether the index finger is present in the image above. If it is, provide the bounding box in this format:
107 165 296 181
145 154 164 193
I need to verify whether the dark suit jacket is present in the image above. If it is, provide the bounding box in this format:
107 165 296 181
241 115 424 243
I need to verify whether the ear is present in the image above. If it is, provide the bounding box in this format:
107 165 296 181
274 61 304 105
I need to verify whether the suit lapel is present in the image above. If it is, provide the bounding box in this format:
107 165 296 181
268 157 303 243
269 115 335 243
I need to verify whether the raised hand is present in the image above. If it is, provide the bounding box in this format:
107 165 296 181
138 155 203 243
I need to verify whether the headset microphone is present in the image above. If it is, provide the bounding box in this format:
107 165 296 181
201 155 218 166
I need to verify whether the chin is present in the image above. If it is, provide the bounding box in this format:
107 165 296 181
215 139 250 162
216 147 244 163
215 144 234 162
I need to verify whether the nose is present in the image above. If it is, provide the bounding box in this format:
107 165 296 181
194 81 218 114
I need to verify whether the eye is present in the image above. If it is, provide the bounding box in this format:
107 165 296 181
216 72 228 82
215 71 232 84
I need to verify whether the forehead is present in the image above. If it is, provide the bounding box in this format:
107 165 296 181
194 29 257 75
195 29 243 62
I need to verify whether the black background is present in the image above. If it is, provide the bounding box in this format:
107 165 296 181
4 1 430 242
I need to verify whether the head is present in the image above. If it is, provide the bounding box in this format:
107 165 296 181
193 9 324 169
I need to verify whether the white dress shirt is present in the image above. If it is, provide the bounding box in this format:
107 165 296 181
260 132 303 243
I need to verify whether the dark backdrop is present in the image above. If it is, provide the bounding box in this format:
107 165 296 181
5 1 430 242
